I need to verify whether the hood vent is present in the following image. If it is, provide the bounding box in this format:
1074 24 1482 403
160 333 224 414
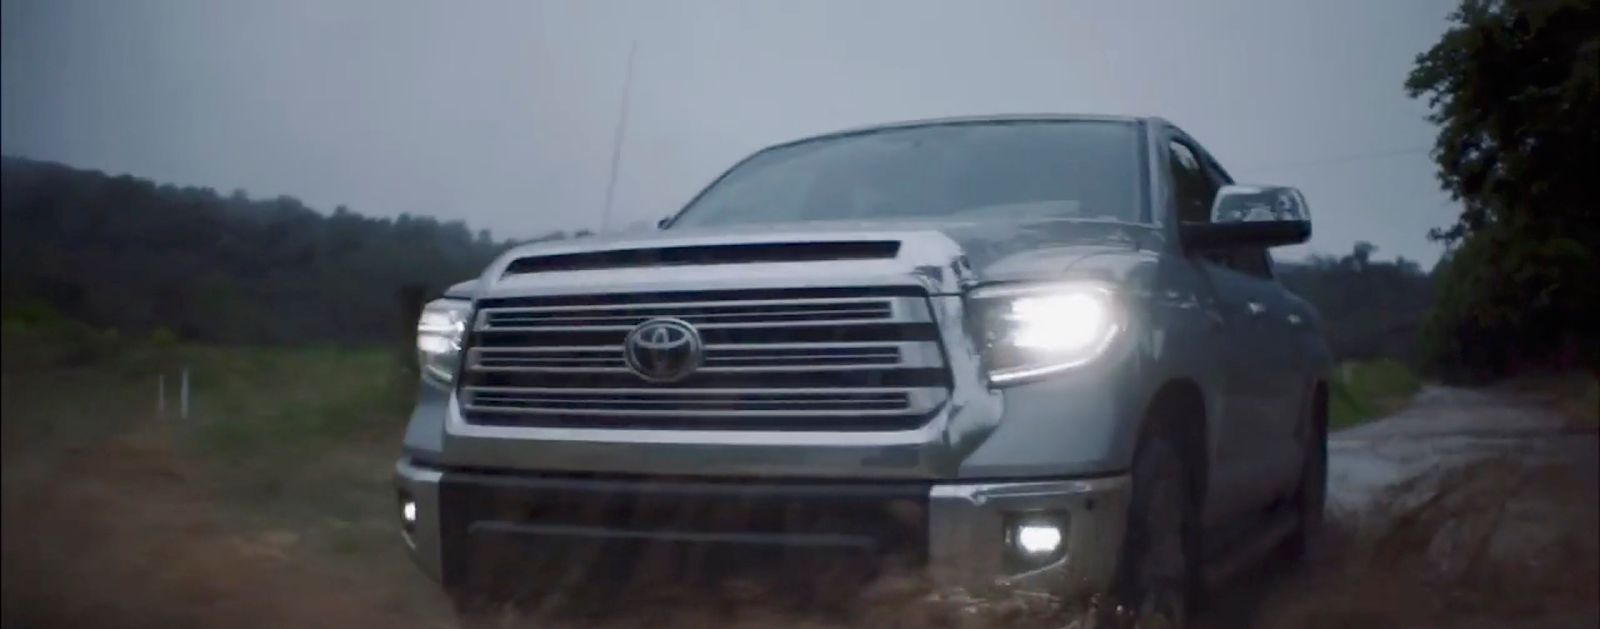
504 241 901 276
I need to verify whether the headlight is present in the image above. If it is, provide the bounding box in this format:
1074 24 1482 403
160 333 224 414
969 282 1122 386
417 298 471 385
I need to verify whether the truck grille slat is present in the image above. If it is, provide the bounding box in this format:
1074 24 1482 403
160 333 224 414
458 287 949 430
473 324 941 346
469 342 928 372
464 387 933 416
478 296 912 331
474 319 899 332
467 369 947 389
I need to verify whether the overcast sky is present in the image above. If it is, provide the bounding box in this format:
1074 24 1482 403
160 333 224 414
3 0 1459 263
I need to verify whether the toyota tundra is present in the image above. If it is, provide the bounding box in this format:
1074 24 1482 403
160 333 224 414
395 114 1332 627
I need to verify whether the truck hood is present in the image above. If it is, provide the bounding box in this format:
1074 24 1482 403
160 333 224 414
467 218 1163 297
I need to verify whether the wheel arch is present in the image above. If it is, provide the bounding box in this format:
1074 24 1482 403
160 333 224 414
1137 378 1209 506
1299 378 1330 444
1312 380 1329 427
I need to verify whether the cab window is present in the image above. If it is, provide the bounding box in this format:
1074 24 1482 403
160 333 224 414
1166 140 1217 224
1173 138 1275 280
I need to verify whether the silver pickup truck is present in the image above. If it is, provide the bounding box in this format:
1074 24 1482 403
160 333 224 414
395 114 1332 627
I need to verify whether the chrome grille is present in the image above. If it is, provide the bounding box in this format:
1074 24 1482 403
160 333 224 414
469 342 941 373
459 288 949 430
481 298 894 329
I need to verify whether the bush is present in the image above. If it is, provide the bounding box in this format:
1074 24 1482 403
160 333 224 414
150 327 179 347
1421 227 1595 384
1330 359 1422 429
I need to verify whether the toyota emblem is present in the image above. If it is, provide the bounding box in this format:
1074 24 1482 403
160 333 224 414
623 318 704 382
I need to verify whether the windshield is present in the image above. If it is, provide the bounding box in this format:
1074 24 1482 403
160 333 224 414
671 120 1144 228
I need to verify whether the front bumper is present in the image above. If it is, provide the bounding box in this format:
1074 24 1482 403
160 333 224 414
928 477 1128 595
395 458 1128 598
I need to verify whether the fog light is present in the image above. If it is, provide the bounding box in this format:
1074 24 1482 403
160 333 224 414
1005 513 1069 570
1015 523 1062 555
397 489 417 534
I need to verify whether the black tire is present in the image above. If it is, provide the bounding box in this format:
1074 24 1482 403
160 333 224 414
1282 394 1328 562
1105 426 1201 628
449 588 515 629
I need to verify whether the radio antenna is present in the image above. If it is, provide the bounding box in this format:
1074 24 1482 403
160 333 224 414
600 40 637 234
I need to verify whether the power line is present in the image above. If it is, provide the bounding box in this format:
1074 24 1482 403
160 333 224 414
1235 146 1432 174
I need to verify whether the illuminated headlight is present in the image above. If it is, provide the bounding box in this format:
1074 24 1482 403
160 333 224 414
417 298 471 385
970 282 1122 386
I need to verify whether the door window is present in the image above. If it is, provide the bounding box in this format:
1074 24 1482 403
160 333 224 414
1171 138 1275 281
1166 141 1218 224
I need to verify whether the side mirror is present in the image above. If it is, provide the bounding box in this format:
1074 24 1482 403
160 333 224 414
1181 184 1311 250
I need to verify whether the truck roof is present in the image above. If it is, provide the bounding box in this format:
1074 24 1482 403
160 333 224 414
787 113 1163 147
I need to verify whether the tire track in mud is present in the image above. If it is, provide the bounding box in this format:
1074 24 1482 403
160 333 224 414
1214 386 1599 628
3 387 1595 628
1 431 447 629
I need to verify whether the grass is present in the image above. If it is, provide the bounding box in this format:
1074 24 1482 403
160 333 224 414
2 320 454 628
1 320 418 557
159 344 417 545
1329 359 1422 430
1 321 412 454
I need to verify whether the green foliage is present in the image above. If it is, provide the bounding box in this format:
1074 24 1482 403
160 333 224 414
1 302 127 367
0 298 65 328
0 157 516 346
149 327 179 347
1329 359 1423 429
1423 222 1597 381
2 324 412 451
1278 242 1433 364
178 346 411 461
1406 0 1600 379
2 324 153 446
167 343 416 528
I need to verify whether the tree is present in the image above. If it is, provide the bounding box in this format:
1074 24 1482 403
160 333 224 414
1350 241 1377 271
0 157 513 346
1279 242 1434 364
1405 0 1600 379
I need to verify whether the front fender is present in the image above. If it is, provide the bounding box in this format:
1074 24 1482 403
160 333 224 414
955 250 1227 479
402 382 450 461
955 349 1144 478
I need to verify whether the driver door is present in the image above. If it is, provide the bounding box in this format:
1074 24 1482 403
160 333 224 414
1166 136 1288 524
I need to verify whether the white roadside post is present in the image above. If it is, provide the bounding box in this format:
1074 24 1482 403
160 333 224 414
180 367 190 420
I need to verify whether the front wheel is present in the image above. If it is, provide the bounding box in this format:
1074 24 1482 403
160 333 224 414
449 589 518 629
1105 430 1199 628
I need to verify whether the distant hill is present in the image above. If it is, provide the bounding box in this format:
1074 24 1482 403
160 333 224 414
1 156 1433 359
0 156 528 345
1277 243 1434 364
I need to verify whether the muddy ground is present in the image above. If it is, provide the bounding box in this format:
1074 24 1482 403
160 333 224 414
3 386 1596 629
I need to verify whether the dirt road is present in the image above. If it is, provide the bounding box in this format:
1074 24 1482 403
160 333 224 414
3 385 1595 628
1330 386 1596 511
1228 386 1600 628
